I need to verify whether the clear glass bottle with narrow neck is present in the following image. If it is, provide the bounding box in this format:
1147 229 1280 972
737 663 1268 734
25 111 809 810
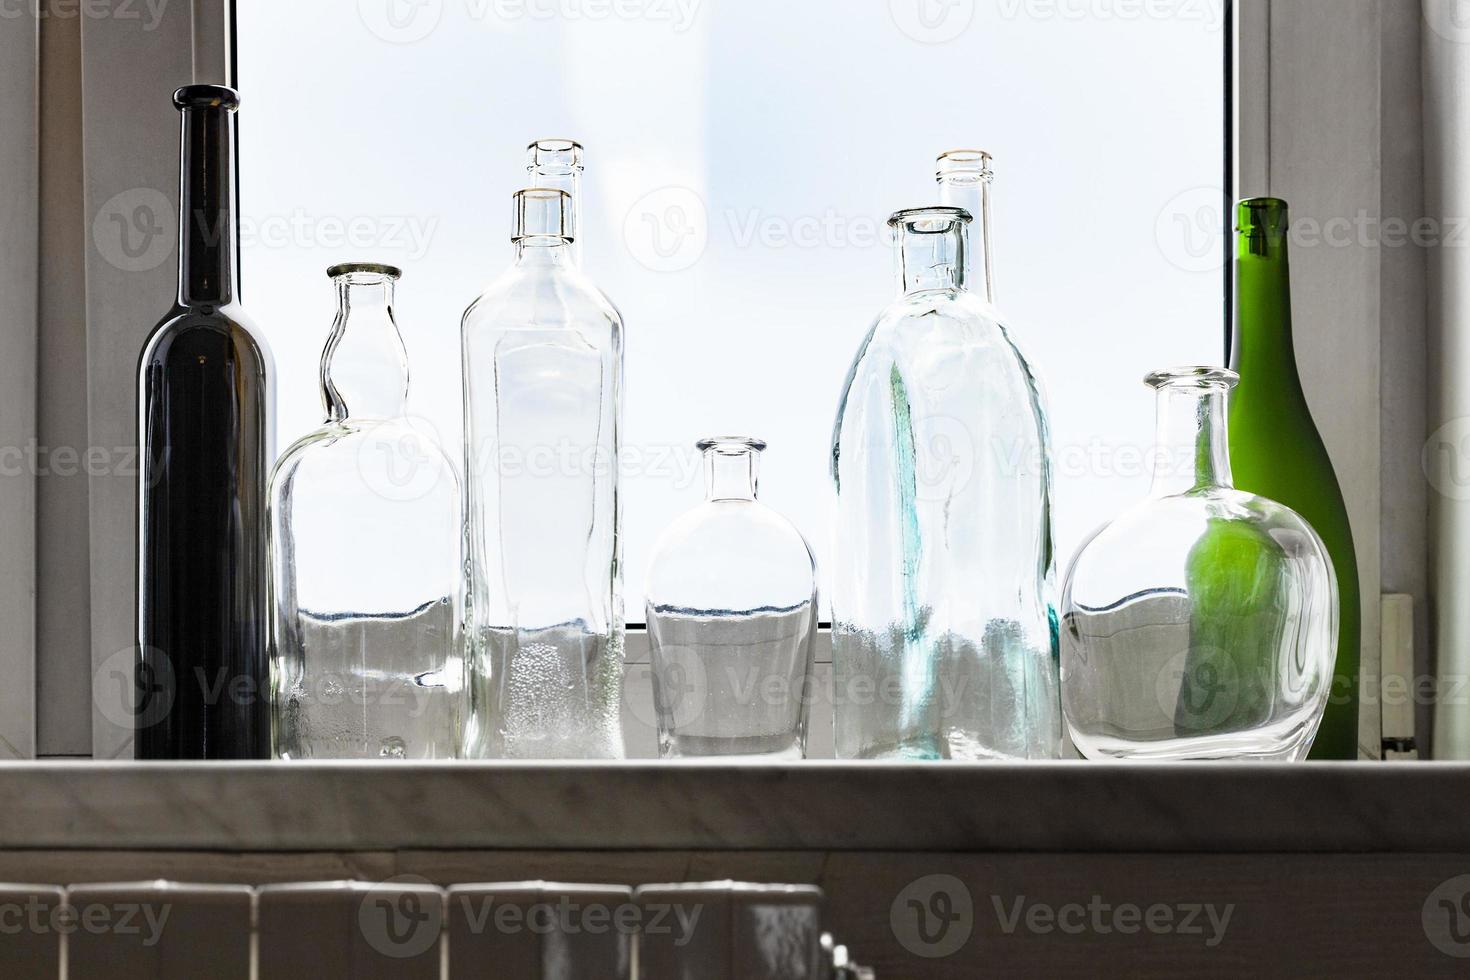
1060 368 1337 761
267 264 463 760
461 188 625 759
830 206 1061 760
137 85 273 759
1228 197 1360 759
645 438 819 759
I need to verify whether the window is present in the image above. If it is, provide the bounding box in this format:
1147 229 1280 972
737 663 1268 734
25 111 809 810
237 0 1227 620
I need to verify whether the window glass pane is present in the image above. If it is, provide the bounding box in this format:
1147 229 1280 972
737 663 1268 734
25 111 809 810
239 0 1226 619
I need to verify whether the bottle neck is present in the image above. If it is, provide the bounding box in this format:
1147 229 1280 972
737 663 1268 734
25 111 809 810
323 277 408 423
704 445 760 502
528 150 581 263
1150 385 1233 497
514 238 575 266
1232 200 1300 384
176 103 238 307
896 221 967 295
937 173 994 303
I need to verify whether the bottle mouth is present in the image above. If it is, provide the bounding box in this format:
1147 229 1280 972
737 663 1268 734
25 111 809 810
696 436 767 454
1144 367 1239 391
1237 197 1289 235
327 262 402 282
173 84 240 112
936 149 994 184
527 138 585 173
888 206 972 232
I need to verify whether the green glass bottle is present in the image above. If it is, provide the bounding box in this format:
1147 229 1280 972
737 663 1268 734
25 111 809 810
1228 197 1360 760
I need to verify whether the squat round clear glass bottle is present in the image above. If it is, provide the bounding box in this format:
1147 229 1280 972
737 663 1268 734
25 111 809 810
645 438 819 760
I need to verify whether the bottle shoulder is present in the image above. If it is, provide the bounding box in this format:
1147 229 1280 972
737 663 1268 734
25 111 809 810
461 264 624 339
271 418 460 495
140 302 273 368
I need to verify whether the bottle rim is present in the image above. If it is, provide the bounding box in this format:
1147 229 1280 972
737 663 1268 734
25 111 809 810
936 149 995 183
696 436 768 454
173 84 240 112
1144 366 1240 391
888 205 973 231
327 262 402 280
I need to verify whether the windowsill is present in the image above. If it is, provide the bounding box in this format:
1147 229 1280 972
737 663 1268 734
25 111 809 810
2 761 1465 854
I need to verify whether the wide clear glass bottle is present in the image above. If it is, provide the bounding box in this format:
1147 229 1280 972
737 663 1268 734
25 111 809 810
461 188 625 759
830 206 1061 760
137 85 273 759
1060 368 1337 761
268 264 463 759
645 438 819 760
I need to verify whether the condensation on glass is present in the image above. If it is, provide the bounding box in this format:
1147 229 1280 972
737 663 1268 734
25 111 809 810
1061 368 1338 762
645 437 819 760
461 161 626 759
830 200 1061 761
268 264 463 759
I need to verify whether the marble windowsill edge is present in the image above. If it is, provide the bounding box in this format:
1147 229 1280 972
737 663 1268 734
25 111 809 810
0 761 1465 855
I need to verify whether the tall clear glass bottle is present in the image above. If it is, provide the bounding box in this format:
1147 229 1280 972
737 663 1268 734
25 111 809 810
268 264 462 759
1229 198 1360 759
137 85 273 759
461 188 625 759
830 206 1060 760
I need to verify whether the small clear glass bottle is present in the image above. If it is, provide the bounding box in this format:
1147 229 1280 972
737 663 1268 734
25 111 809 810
1060 368 1337 761
461 187 625 759
268 264 463 759
645 438 819 760
830 206 1061 760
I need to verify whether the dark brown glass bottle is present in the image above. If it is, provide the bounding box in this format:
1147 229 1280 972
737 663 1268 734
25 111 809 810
135 85 273 759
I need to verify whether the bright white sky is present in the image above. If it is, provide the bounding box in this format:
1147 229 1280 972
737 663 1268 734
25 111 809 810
239 0 1226 620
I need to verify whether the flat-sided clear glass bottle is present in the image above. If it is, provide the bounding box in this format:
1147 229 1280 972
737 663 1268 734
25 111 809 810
1060 368 1337 761
268 264 463 759
645 438 819 760
461 187 625 759
830 206 1061 760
